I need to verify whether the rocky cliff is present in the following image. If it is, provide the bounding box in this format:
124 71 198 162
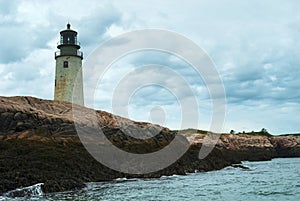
0 96 299 194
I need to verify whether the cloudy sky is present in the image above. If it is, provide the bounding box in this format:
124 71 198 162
0 0 299 135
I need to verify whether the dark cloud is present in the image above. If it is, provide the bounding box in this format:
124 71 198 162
0 22 56 63
74 5 122 54
0 15 55 63
0 1 121 63
129 85 178 106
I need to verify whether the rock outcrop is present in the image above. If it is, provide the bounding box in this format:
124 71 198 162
0 96 299 195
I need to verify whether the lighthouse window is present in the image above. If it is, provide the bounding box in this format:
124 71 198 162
63 61 68 68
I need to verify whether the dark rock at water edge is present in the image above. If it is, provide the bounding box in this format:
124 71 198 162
0 96 299 195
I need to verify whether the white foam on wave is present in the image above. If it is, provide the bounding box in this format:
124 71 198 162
115 177 128 181
3 183 44 198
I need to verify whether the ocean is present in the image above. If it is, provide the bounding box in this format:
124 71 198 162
1 158 300 201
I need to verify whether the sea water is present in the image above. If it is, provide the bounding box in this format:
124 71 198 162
1 158 300 201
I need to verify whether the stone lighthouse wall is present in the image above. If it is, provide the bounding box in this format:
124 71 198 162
54 55 84 106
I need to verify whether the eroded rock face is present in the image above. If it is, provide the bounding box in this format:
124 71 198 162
0 96 75 140
269 136 300 157
0 96 299 195
0 96 171 143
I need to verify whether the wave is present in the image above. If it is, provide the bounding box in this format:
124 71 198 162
2 183 44 198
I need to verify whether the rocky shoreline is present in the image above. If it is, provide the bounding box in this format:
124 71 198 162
0 96 299 195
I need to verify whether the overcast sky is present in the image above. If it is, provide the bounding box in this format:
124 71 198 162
0 0 299 135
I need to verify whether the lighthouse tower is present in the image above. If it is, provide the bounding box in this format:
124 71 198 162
54 23 84 106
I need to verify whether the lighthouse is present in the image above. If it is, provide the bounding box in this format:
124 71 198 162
54 23 84 106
